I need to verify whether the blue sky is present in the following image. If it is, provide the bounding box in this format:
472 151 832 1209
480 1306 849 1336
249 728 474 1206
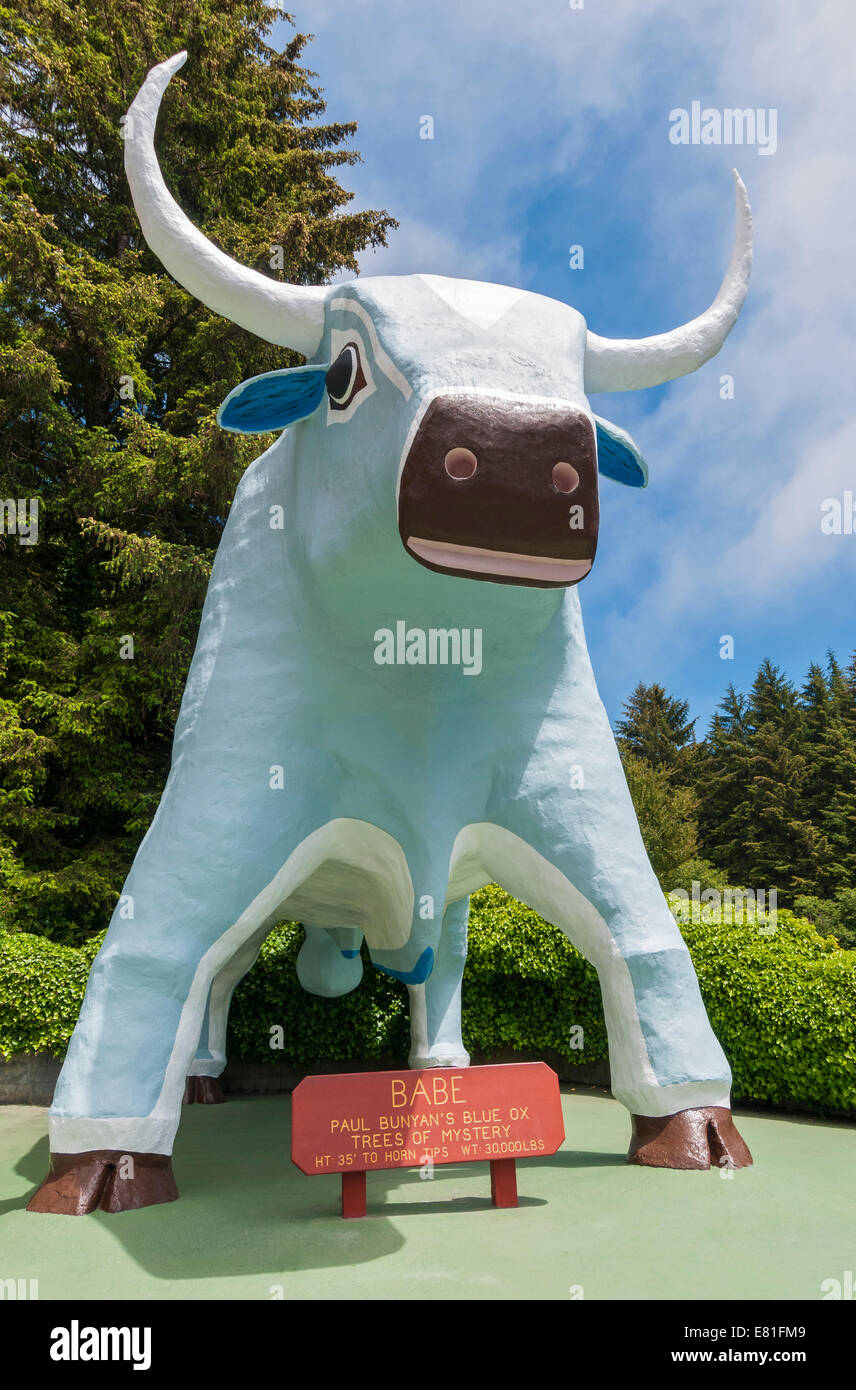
272 0 856 731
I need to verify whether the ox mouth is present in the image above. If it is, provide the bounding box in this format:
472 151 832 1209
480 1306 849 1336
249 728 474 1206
406 536 593 584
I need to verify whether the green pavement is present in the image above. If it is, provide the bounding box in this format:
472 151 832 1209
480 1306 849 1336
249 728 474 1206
1 1090 852 1301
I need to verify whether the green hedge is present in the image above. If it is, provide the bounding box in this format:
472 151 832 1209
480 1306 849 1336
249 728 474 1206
0 929 104 1057
1 886 854 1114
679 907 856 1113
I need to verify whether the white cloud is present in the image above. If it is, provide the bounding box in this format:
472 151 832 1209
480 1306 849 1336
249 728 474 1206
355 214 525 285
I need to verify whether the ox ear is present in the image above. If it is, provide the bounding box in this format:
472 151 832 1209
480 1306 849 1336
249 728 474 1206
217 365 329 434
594 415 649 488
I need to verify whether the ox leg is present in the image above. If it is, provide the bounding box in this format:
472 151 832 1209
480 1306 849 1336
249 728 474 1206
29 910 215 1214
479 718 751 1169
407 898 470 1069
30 898 278 1213
187 922 365 1101
27 777 308 1213
485 827 751 1169
184 923 270 1104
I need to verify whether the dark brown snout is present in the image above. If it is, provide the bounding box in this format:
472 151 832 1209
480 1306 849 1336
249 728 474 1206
398 394 599 587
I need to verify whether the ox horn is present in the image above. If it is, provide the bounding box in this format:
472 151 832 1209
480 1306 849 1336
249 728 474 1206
124 52 325 357
583 171 753 393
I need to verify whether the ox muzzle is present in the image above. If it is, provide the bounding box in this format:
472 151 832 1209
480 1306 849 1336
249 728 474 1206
398 395 599 587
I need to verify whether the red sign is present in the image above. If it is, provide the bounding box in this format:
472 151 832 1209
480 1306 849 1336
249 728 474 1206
291 1062 564 1176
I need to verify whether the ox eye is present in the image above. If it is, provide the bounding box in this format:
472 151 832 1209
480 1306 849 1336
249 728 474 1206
326 342 366 410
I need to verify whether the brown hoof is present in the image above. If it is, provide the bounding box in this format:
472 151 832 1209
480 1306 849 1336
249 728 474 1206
183 1075 225 1105
627 1106 753 1171
27 1150 178 1215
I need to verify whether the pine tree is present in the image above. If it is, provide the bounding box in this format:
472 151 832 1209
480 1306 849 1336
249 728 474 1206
801 657 856 892
747 659 800 732
698 658 854 901
614 681 697 772
740 725 829 895
724 662 823 895
825 651 850 715
0 0 395 941
697 686 754 881
615 683 703 870
833 650 856 745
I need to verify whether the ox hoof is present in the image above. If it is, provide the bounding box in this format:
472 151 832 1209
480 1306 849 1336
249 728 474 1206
183 1075 225 1105
27 1151 178 1215
627 1107 753 1171
408 1051 471 1070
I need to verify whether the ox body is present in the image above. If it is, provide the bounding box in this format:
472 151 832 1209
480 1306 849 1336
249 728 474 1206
30 53 754 1213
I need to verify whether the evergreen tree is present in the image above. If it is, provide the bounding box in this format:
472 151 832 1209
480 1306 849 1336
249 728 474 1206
845 651 856 720
619 752 700 886
0 0 395 941
697 685 754 881
699 657 856 901
825 651 851 718
737 661 823 893
740 724 829 895
800 657 856 893
614 681 697 773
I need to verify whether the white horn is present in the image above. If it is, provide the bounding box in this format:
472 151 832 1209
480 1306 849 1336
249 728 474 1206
124 52 325 357
583 171 753 393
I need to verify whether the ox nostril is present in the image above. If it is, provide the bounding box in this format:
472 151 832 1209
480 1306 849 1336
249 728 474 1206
552 461 580 494
444 447 478 480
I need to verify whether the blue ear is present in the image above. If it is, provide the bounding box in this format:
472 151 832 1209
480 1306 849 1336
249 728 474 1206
217 365 329 434
594 415 648 488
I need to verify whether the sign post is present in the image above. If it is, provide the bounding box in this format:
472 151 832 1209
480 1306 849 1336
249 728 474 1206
291 1062 564 1218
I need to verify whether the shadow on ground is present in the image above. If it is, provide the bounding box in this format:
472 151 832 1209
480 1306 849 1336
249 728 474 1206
4 1089 853 1299
6 1094 626 1281
10 1098 410 1279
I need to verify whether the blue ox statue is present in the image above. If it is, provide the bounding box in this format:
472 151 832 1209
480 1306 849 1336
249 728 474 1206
30 52 753 1214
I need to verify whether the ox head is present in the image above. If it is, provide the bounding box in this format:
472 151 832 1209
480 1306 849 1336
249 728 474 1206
125 52 752 591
